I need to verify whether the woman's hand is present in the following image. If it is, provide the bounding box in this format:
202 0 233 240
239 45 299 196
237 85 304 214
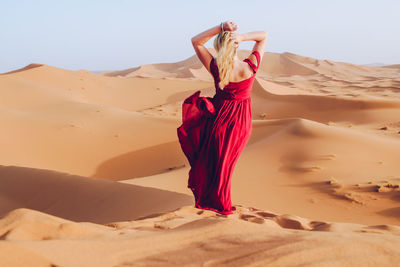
222 21 238 32
230 32 243 48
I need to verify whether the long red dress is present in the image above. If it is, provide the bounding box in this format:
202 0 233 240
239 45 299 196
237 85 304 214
177 50 261 215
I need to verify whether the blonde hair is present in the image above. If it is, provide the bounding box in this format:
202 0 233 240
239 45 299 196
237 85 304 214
213 31 237 89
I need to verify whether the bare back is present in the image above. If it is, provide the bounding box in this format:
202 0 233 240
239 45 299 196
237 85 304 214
228 52 260 83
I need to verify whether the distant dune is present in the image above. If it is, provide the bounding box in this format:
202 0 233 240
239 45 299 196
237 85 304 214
384 64 400 69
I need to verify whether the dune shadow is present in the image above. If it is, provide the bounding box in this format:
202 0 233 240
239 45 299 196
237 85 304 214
1 63 44 75
0 165 193 224
376 207 400 218
91 140 187 181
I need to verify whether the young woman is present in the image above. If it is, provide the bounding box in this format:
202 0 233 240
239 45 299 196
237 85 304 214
177 21 267 215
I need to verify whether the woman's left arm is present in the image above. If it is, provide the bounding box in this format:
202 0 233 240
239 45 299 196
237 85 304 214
191 21 237 74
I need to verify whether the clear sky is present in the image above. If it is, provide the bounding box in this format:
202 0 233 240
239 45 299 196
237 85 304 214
1 0 399 73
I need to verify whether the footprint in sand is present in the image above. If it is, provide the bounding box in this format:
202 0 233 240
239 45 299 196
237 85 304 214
273 214 312 230
255 211 277 218
238 214 265 224
309 221 328 228
309 221 330 231
248 206 261 212
259 113 267 119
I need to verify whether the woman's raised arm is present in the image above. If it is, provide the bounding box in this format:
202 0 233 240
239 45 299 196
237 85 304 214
191 21 237 74
232 31 267 65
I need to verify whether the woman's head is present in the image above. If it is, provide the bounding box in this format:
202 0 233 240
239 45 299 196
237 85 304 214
213 31 237 89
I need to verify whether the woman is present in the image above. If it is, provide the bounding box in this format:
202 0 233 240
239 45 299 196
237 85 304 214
177 21 267 215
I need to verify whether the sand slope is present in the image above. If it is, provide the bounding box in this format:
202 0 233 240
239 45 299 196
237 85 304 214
1 50 400 265
1 205 400 266
0 165 192 224
0 64 212 178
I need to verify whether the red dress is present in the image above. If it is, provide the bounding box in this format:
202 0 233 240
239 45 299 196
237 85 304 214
177 51 261 215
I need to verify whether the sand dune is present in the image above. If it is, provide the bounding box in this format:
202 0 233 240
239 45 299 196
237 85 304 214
0 165 192 224
384 64 400 69
0 64 212 178
100 53 207 80
126 115 400 226
100 49 400 101
0 208 112 241
0 63 211 111
1 50 400 265
1 204 400 266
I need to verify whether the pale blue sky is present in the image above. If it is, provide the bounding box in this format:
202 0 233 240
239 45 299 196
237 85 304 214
1 0 399 73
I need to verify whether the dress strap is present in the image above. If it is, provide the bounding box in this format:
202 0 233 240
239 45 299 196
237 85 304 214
243 51 261 73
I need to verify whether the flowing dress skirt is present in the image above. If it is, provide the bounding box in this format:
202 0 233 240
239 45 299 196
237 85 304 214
177 90 252 215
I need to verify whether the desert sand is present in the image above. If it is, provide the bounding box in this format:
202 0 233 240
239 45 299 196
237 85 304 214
1 49 400 266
